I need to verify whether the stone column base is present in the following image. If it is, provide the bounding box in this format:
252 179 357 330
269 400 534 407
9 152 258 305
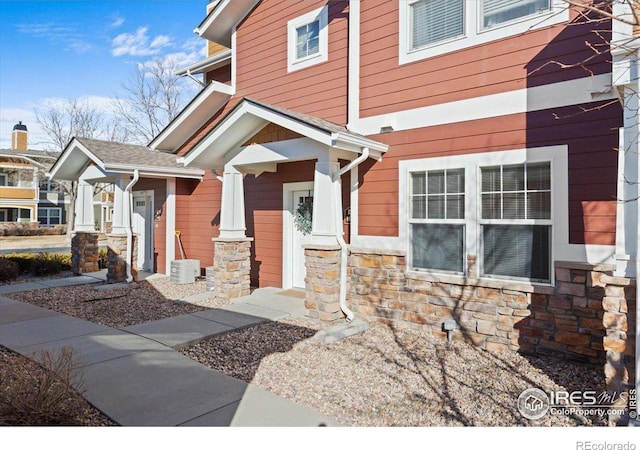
71 231 99 274
213 237 252 300
304 244 344 322
107 233 138 283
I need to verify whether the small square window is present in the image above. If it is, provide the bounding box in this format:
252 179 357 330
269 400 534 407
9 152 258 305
287 6 328 72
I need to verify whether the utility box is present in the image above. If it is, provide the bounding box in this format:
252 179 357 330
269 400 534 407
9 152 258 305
205 266 215 291
170 259 200 284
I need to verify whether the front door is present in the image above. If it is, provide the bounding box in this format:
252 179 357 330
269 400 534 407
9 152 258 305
283 182 314 289
132 192 153 271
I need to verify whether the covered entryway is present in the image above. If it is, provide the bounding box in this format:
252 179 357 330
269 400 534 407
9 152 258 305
181 97 388 310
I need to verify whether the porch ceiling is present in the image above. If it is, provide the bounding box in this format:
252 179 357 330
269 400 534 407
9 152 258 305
181 98 388 170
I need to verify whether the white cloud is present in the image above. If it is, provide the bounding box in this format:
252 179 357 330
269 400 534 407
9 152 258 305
111 27 172 57
110 16 125 28
15 22 92 54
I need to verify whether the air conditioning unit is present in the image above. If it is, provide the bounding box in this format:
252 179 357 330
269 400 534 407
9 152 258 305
170 259 200 284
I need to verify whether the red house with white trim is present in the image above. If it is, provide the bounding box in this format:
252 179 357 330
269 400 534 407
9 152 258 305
50 0 638 412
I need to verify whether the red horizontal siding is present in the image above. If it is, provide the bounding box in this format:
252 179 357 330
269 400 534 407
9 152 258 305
359 1 611 118
358 100 622 246
235 0 349 125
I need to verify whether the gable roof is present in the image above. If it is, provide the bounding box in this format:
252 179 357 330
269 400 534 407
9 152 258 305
194 0 260 47
149 81 234 152
181 97 388 169
48 137 204 181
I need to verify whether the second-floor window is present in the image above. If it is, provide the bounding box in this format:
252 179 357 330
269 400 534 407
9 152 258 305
287 6 328 72
400 0 564 64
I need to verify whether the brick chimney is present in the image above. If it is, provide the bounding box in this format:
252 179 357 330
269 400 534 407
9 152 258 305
11 121 28 151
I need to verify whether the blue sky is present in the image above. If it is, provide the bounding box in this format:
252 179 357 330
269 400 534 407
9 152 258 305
0 0 207 149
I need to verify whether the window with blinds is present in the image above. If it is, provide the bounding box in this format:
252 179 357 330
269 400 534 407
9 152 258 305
296 20 320 60
482 0 551 29
410 0 464 50
410 169 465 273
480 162 551 282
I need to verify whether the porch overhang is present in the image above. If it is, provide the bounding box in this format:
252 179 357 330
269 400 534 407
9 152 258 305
194 0 260 47
48 137 205 182
149 81 234 152
181 98 388 170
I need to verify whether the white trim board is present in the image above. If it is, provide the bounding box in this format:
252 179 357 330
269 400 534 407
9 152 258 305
350 74 616 136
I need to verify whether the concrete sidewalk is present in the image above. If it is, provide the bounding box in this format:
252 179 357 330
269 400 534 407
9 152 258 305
0 278 337 426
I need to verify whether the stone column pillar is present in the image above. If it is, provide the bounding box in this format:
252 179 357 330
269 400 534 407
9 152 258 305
213 237 252 300
219 166 246 239
107 233 138 283
74 180 95 232
303 244 344 322
71 231 99 274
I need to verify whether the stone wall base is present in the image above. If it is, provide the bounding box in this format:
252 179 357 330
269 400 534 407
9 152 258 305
347 248 636 424
213 237 252 300
107 233 138 283
304 245 344 322
71 231 99 274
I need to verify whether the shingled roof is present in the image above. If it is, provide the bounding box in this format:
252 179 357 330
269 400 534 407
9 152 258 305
74 138 188 170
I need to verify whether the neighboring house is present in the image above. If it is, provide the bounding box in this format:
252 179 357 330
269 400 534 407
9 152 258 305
0 122 63 225
50 1 638 404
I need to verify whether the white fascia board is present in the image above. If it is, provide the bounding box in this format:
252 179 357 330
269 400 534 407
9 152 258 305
104 163 204 179
48 139 104 181
195 0 259 47
228 137 329 167
352 74 616 136
176 50 232 76
150 81 234 152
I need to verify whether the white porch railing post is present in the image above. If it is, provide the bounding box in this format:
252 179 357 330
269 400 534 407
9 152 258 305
219 165 247 238
74 180 95 232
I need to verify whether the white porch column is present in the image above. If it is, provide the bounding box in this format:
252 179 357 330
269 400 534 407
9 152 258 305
74 180 95 231
110 174 128 235
219 165 246 238
311 152 339 245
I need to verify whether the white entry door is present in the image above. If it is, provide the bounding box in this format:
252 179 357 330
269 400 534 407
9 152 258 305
283 182 314 289
132 193 153 271
291 189 314 288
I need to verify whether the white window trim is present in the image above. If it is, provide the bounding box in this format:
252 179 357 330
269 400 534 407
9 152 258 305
399 145 569 285
38 207 62 226
0 173 7 187
287 5 329 73
399 0 569 65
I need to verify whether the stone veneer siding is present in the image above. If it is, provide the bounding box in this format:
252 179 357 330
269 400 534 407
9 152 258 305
212 238 252 300
106 234 138 283
304 245 343 322
346 248 636 420
71 231 99 274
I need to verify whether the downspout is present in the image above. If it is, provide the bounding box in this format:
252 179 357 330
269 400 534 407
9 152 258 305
211 169 224 183
125 170 140 283
332 147 370 322
186 69 205 87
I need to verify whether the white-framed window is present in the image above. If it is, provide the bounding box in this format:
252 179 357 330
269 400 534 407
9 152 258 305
399 0 567 64
0 173 7 186
38 207 61 226
287 6 328 73
400 146 568 284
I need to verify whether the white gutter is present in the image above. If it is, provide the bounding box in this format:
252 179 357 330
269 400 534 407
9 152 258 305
125 170 139 283
332 147 370 322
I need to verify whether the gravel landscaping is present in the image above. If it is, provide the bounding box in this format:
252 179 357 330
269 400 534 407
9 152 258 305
6 277 211 328
181 318 607 427
4 275 610 427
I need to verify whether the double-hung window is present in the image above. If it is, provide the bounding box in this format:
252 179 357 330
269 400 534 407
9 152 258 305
38 207 61 226
480 162 551 282
287 6 328 72
400 0 564 64
410 168 465 273
401 147 564 284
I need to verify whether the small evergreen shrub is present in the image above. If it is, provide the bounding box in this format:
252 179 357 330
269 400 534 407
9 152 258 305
0 257 20 282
